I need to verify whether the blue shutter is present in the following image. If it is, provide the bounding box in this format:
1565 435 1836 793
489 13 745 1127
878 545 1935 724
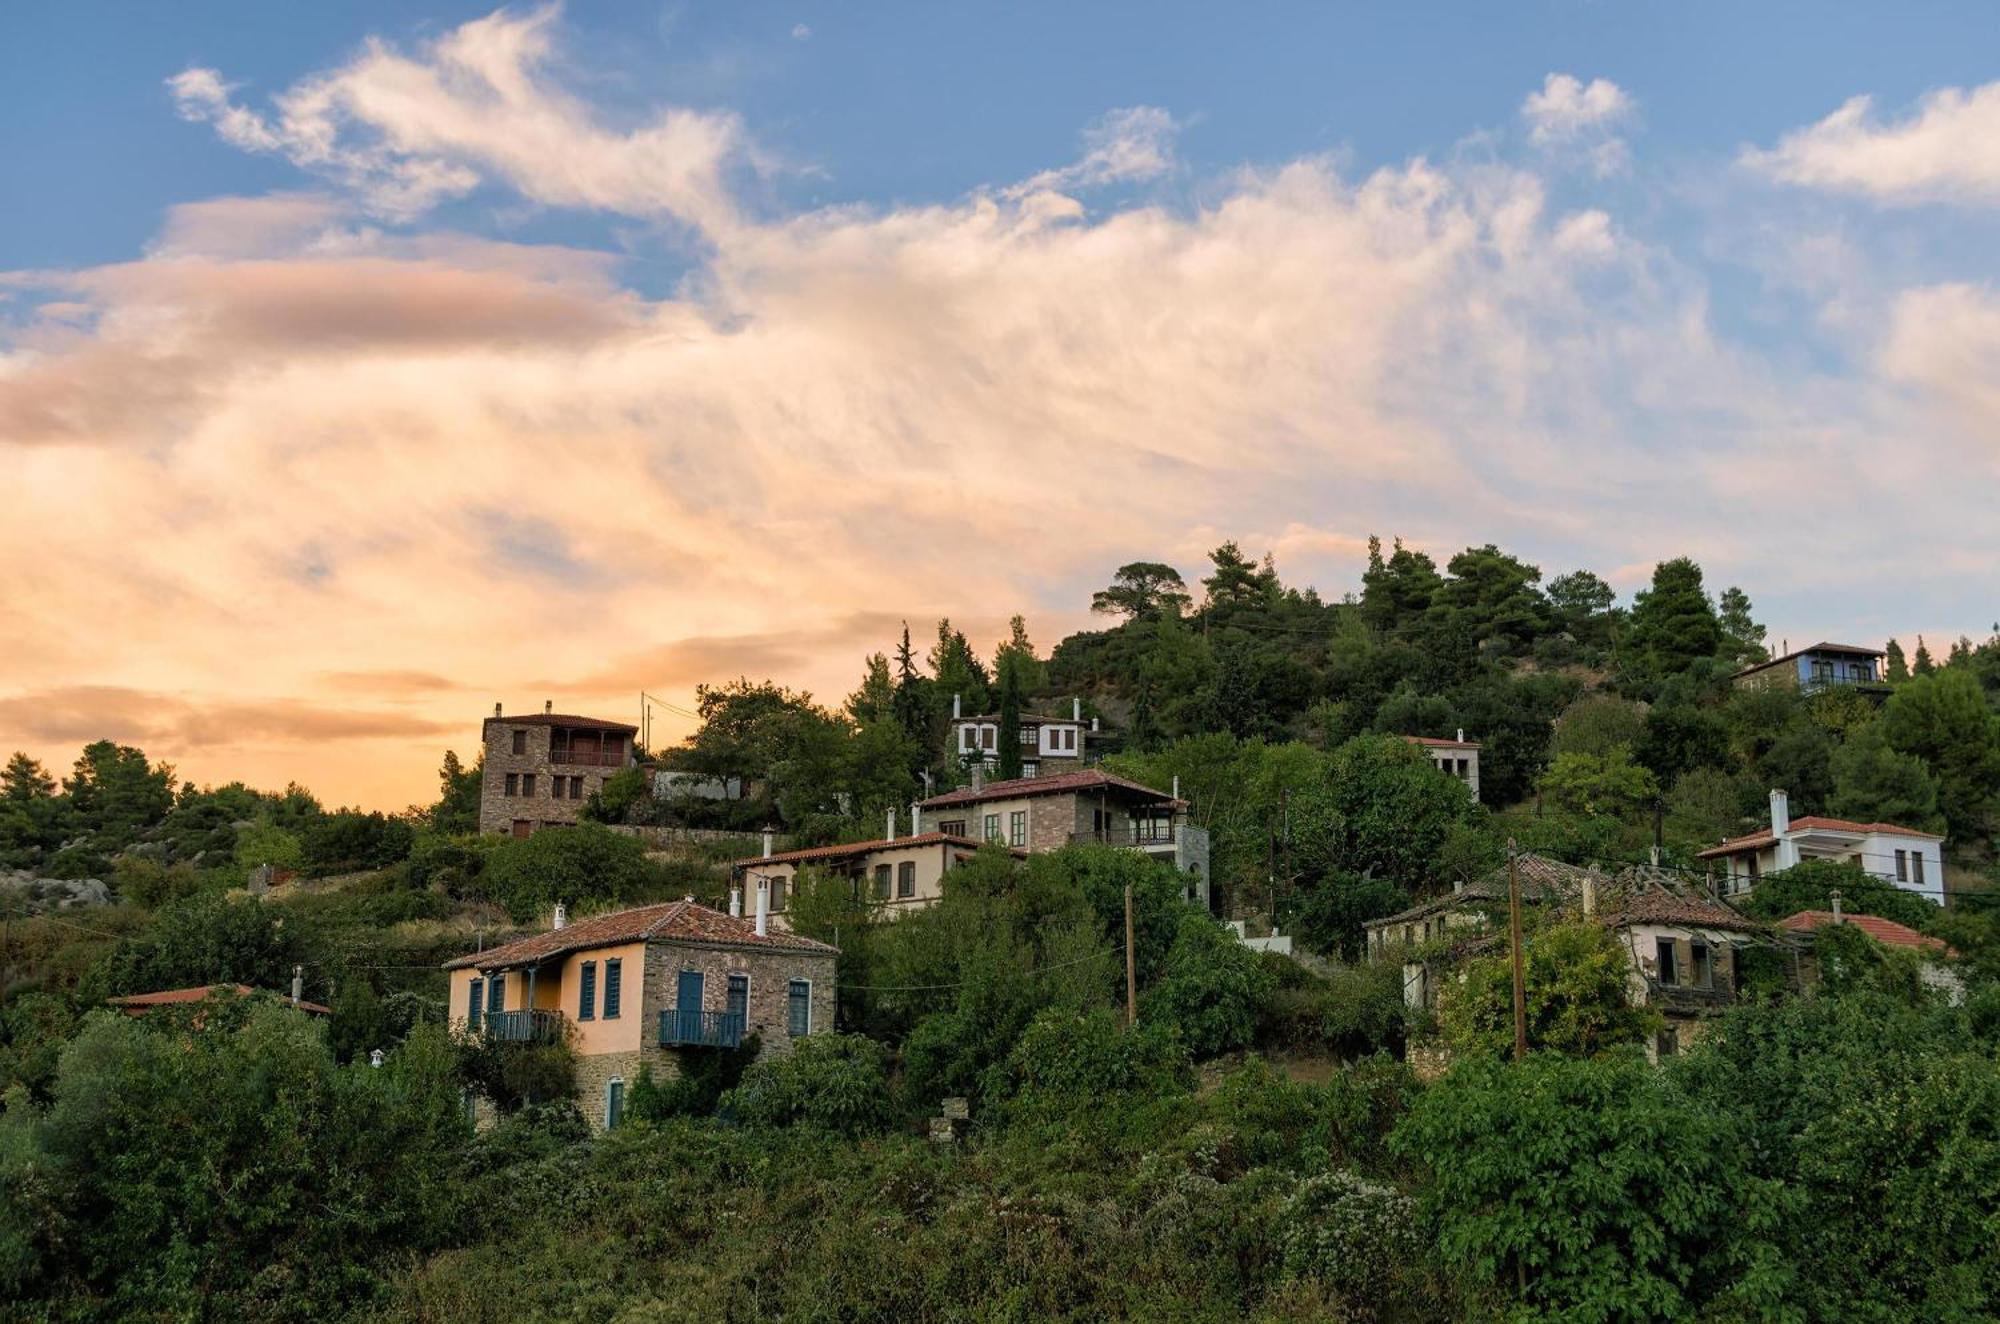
606 1078 624 1129
787 979 810 1038
467 977 484 1031
488 973 505 1014
578 961 597 1020
603 958 622 1019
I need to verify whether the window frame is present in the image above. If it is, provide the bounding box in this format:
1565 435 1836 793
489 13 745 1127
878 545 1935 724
605 1076 624 1129
578 960 597 1020
897 860 916 898
1690 941 1712 989
603 958 622 1020
1895 849 1908 881
1008 810 1027 848
521 773 536 797
1913 852 1927 885
511 728 527 755
467 976 485 1031
873 863 891 900
983 813 1001 842
1655 938 1679 987
787 978 812 1038
504 772 519 797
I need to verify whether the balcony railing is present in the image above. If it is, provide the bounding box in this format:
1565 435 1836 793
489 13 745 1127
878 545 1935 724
482 1009 565 1043
659 1008 746 1049
1070 826 1178 848
548 748 626 768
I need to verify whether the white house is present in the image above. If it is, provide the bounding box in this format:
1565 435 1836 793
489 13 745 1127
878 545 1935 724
947 694 1094 779
1404 731 1480 802
1697 789 1944 905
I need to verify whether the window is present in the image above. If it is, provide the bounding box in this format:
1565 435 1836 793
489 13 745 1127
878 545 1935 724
1655 939 1678 986
984 814 1001 841
1656 1026 1679 1058
981 725 998 753
1008 811 1027 847
940 819 966 837
897 861 916 898
1913 853 1927 886
605 1077 624 1129
511 728 527 755
578 961 597 1020
571 775 585 799
726 973 749 1027
1690 942 1712 989
487 973 505 1015
873 863 891 900
504 772 519 797
1895 849 1908 881
467 977 484 1031
603 958 622 1019
1403 925 1414 945
770 877 788 912
958 725 976 754
521 773 536 797
1747 854 1760 881
1022 762 1038 778
1019 726 1037 747
787 979 812 1037
1811 659 1833 684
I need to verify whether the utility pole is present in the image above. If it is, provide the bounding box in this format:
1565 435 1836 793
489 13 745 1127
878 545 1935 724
1508 839 1527 1063
1124 882 1137 1028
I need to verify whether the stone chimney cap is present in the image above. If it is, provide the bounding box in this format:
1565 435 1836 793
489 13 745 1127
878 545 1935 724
544 698 553 714
494 701 503 717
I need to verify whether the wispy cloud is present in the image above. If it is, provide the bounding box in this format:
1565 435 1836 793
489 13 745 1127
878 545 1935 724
1745 82 2000 206
1521 73 1634 176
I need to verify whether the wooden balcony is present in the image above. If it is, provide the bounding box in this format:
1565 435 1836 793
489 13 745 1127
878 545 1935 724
548 748 626 768
482 1009 565 1043
1070 826 1179 848
658 1008 746 1049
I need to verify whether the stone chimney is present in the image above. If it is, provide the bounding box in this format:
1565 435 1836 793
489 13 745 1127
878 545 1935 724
971 764 985 793
552 902 567 930
761 826 775 859
754 877 769 937
494 701 503 717
544 699 553 714
1581 873 1597 917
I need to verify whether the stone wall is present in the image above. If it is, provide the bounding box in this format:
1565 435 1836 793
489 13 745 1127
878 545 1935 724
478 718 631 836
642 940 837 1055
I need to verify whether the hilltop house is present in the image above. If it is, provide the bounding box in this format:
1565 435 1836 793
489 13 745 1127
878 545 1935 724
479 702 638 837
443 896 836 1130
917 768 1211 907
1697 789 1944 905
1732 642 1887 695
728 813 1021 921
1402 731 1481 801
947 694 1094 779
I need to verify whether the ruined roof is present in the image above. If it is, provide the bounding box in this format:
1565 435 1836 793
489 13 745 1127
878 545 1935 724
108 984 332 1017
443 899 837 970
1598 888 1766 933
918 768 1180 810
1780 910 1952 954
483 713 638 733
1696 816 1943 858
1368 854 1602 927
730 832 1005 868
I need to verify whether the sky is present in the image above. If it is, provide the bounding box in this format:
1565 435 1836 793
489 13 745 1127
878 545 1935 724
3 2 2000 810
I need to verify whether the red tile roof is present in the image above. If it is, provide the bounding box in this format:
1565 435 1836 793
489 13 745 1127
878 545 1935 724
483 713 638 733
443 898 836 970
1779 910 1952 954
1599 889 1766 933
1696 816 1943 858
1403 734 1482 749
108 984 332 1016
918 768 1179 810
729 832 1005 868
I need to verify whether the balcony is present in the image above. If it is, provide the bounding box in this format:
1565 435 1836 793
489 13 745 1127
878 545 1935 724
659 1008 746 1049
482 1009 565 1043
1070 826 1179 848
548 748 626 768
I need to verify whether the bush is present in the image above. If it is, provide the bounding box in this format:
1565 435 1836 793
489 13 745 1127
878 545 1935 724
407 831 497 895
1437 919 1659 1059
1143 909 1275 1057
1276 1169 1421 1301
996 1008 1191 1123
628 1037 760 1121
481 823 652 922
1736 857 1940 932
301 810 414 876
721 1034 892 1133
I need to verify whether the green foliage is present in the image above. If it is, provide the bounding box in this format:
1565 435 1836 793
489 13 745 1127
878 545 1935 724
627 1037 760 1121
1620 556 1723 687
91 891 306 997
721 1033 892 1133
1538 748 1660 818
1735 858 1940 931
1288 869 1409 961
1437 919 1660 1059
233 818 303 873
1258 960 1409 1059
428 748 482 835
1091 561 1191 621
1550 693 1647 759
995 1008 1191 1124
1394 1051 1793 1319
579 765 649 824
1275 1169 1421 1304
406 829 496 895
301 809 414 876
1883 668 2000 842
1143 908 1275 1057
481 821 653 921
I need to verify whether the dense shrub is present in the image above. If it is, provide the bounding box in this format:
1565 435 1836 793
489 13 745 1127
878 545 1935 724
1436 918 1659 1058
627 1036 760 1121
721 1033 892 1133
995 1008 1192 1124
1736 857 1940 931
1143 908 1275 1057
480 822 653 922
87 892 305 999
405 831 497 895
301 810 415 876
1276 1169 1421 1302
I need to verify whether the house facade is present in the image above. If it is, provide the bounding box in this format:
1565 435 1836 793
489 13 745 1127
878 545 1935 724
1697 789 1944 904
1779 908 1964 1003
478 702 639 836
1402 731 1481 802
729 826 1013 921
1598 874 1761 1059
1731 642 1887 695
443 898 836 1130
917 768 1212 907
947 694 1094 779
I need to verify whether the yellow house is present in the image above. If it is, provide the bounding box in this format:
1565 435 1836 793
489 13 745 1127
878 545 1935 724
443 897 837 1129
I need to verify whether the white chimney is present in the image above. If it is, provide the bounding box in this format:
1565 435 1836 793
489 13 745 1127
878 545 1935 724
886 809 896 842
369 1048 385 1069
291 965 303 1007
1456 727 1465 743
953 693 962 719
729 884 742 918
1831 889 1843 923
1453 878 1465 895
1582 873 1597 917
552 902 568 930
754 878 769 937
544 699 553 714
761 826 775 859
1769 788 1791 837
971 764 985 793
1091 716 1099 733
1172 775 1180 800
1073 697 1081 721
910 804 920 836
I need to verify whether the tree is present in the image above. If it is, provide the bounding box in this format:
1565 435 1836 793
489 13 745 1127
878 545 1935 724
995 650 1024 781
991 615 1047 693
928 619 990 714
1913 636 1936 675
1201 541 1274 609
1 754 54 801
1550 694 1647 760
481 822 654 921
1359 536 1441 635
1882 669 2000 842
1141 908 1275 1057
61 741 176 851
1546 569 1619 654
300 810 413 876
1829 721 1945 833
1733 858 1941 931
1537 750 1660 819
1620 558 1722 684
430 749 481 834
92 893 306 996
1716 585 1768 664
1090 563 1190 622
1430 544 1549 655
1885 638 1910 684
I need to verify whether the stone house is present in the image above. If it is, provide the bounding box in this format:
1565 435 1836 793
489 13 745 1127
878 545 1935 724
443 897 836 1130
1597 872 1764 1060
916 768 1211 907
478 702 638 837
729 817 1019 925
1696 789 1945 905
1780 908 1965 1003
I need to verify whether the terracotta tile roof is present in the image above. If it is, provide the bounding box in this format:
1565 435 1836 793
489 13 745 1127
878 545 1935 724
1696 816 1943 858
443 899 836 970
482 713 638 733
1369 854 1600 926
108 984 333 1016
1599 888 1765 933
918 768 1179 810
1402 734 1482 749
1780 910 1952 954
729 832 1000 868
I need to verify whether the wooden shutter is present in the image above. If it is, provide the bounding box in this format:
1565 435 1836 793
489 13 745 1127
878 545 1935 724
604 958 622 1019
578 961 597 1020
468 977 484 1030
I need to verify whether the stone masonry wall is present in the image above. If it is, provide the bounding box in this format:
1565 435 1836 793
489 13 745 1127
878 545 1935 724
642 941 838 1058
478 719 630 836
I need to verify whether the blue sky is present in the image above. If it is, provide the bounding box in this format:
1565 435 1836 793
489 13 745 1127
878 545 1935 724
3 2 1999 804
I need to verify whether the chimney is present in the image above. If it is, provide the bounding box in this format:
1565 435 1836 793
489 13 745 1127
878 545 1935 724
1090 716 1099 733
971 764 985 793
910 804 920 836
761 826 775 859
1582 873 1597 917
552 902 567 930
886 809 896 842
1456 727 1465 743
1073 697 1081 721
494 701 503 717
1453 878 1464 894
1649 844 1660 867
369 1048 385 1069
291 965 303 1008
1769 788 1791 837
544 699 553 715
729 884 742 918
754 877 769 937
1831 889 1843 923
1171 775 1180 800
953 693 962 719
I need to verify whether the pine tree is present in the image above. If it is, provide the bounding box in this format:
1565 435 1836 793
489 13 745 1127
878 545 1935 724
1716 586 1767 664
996 652 1024 781
1885 639 1910 684
2 752 55 801
1913 636 1936 675
1620 558 1721 684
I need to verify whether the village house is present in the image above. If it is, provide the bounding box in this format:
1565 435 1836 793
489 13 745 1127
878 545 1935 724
478 702 638 837
1731 641 1888 695
443 895 836 1131
947 694 1095 779
728 814 1021 922
1697 789 1945 904
1780 908 1965 1003
1597 868 1763 1059
916 767 1212 907
1402 731 1481 801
